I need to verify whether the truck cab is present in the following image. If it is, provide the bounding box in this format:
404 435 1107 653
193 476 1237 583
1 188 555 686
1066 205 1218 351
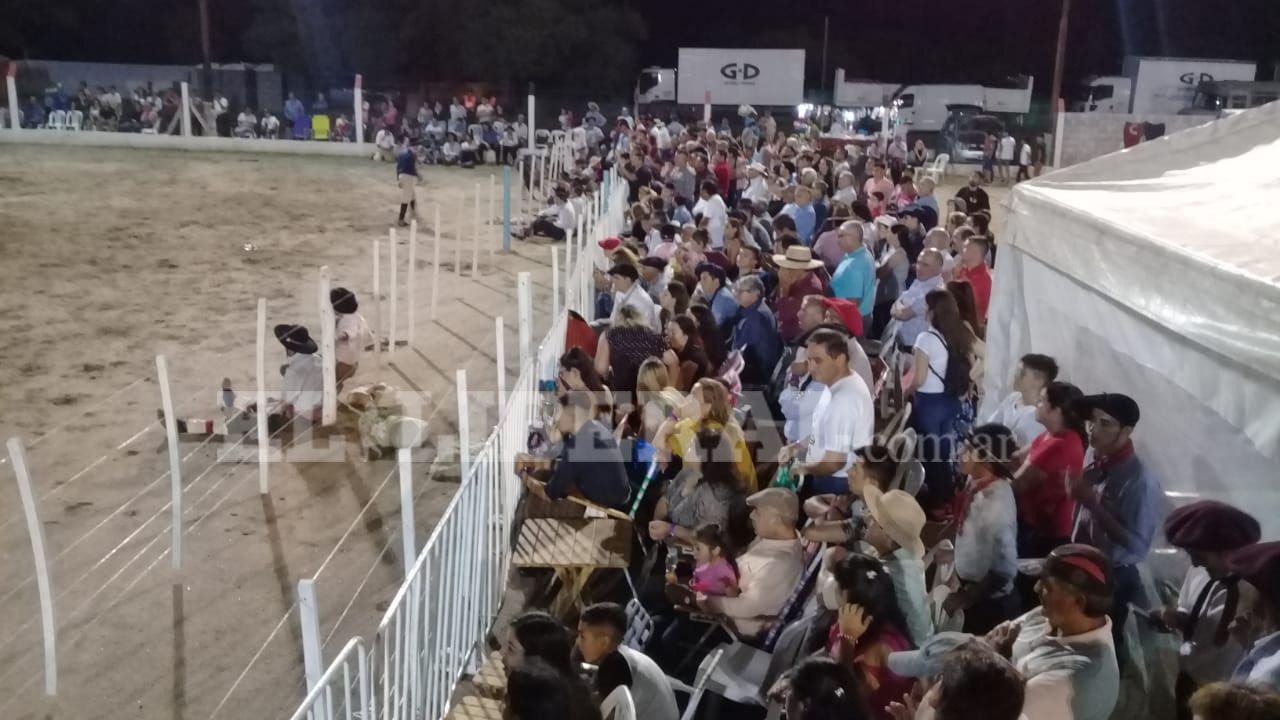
1079 76 1132 113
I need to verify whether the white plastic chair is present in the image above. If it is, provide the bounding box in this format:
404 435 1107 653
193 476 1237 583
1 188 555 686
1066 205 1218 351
623 597 654 650
601 685 637 720
66 109 83 131
668 648 725 720
921 153 949 183
47 109 66 130
900 459 926 497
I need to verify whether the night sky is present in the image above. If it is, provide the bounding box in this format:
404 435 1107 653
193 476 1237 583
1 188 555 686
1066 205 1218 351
3 0 1277 96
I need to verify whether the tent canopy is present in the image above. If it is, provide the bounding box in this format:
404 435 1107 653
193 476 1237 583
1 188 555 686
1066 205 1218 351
986 101 1280 535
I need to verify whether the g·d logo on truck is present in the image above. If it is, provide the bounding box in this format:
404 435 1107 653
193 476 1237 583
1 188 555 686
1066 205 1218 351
720 62 761 83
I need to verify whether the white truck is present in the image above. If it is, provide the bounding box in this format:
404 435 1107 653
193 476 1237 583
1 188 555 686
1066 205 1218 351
1079 56 1257 114
635 48 806 110
831 68 1034 132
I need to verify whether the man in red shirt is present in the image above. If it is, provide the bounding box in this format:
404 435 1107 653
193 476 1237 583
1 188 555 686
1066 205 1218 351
955 235 993 320
712 148 732 197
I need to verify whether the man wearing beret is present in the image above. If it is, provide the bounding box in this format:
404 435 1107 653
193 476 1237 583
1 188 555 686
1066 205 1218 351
1228 542 1280 692
1153 499 1262 719
1069 393 1164 649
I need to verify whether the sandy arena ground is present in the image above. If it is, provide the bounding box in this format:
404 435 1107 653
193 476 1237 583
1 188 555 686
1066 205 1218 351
0 144 1009 720
0 144 561 720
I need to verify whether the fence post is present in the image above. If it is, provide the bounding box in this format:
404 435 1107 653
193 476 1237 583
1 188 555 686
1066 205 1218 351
297 579 327 720
456 369 471 481
155 354 183 570
398 448 415 578
388 227 398 361
318 266 338 425
408 219 418 347
495 317 507 421
431 203 441 321
471 183 481 279
517 272 532 370
1053 98 1066 170
502 165 512 253
256 298 270 494
371 239 382 377
180 81 192 137
551 246 560 324
564 222 574 311
6 437 57 696
6 74 20 130
527 91 536 152
488 173 496 260
353 74 365 145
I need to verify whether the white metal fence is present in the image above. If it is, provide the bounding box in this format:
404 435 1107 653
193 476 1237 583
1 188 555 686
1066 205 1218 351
289 155 626 720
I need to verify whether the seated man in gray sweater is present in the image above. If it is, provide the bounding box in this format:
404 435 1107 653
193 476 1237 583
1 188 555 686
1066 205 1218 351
577 603 679 720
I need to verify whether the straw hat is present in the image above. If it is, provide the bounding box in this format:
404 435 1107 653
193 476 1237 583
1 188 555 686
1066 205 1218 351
864 486 926 558
772 245 823 271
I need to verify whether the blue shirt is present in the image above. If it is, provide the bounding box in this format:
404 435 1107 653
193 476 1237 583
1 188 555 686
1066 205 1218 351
672 204 693 226
830 247 876 318
1233 631 1280 692
546 419 631 509
895 274 944 347
396 148 418 176
887 549 933 647
708 286 739 329
791 204 817 244
730 299 782 385
1071 445 1161 567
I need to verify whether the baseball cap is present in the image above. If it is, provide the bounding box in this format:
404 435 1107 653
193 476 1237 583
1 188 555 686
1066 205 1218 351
1074 393 1140 428
746 487 799 523
598 236 622 252
887 632 976 678
1022 544 1114 596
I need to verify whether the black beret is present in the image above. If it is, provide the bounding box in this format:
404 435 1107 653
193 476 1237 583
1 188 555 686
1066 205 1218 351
1229 541 1280 604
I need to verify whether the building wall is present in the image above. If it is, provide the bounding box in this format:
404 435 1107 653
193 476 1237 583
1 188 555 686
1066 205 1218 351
0 127 368 157
1058 112 1208 167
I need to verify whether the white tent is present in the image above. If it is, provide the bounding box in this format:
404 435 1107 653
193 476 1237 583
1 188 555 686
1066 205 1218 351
985 101 1280 536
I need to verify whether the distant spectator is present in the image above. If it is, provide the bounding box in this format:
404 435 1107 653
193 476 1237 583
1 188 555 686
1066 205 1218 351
1227 542 1280 691
954 236 993 320
283 92 305 137
1012 381 1087 558
954 171 991 214
729 274 783 386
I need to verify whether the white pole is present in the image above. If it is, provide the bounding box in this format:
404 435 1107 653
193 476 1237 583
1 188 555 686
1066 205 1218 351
6 76 20 131
318 267 337 425
495 317 507 421
1053 106 1066 170
471 183 481 279
6 437 57 696
517 272 532 370
526 155 535 207
703 90 711 125
431 204 441 321
488 173 496 262
256 298 269 494
456 369 471 480
388 227 398 361
180 82 192 138
527 93 536 151
564 224 574 311
407 219 418 347
372 239 382 376
551 246 560 322
155 354 183 570
397 448 415 578
353 74 365 145
297 579 327 720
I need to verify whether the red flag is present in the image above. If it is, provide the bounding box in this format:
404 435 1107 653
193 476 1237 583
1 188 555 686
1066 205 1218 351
1123 122 1143 148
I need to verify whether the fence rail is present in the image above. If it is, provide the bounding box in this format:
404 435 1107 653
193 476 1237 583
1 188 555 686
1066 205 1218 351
288 151 623 719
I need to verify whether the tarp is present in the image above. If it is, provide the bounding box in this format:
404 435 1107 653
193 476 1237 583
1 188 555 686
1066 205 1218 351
984 101 1280 536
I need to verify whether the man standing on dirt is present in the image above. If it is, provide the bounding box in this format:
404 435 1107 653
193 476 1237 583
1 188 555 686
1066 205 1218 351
396 137 419 227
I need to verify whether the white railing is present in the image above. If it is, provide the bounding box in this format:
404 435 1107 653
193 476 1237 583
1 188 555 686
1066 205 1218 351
288 153 626 720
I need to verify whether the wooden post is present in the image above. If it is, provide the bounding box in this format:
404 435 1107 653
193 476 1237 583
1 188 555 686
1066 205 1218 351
471 183 481 279
551 246 560 322
495 317 507 420
372 239 382 376
388 227 398 361
397 448 415 578
456 369 471 480
155 355 183 570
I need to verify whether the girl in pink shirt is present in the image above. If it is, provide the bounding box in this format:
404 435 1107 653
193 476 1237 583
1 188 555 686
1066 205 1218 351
689 524 739 597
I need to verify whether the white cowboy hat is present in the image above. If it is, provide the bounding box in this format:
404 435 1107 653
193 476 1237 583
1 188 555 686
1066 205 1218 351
772 245 824 271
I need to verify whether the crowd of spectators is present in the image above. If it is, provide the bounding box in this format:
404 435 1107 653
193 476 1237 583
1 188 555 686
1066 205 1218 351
496 103 1280 720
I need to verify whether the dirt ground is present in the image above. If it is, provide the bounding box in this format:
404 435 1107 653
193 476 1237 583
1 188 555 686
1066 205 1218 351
0 144 1007 720
0 144 561 720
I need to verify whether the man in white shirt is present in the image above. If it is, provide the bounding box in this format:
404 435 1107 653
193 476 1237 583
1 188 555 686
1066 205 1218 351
892 248 946 350
373 126 396 162
606 263 661 332
985 353 1057 447
997 132 1016 184
742 162 771 205
697 180 728 249
525 186 576 241
987 544 1119 720
777 329 874 495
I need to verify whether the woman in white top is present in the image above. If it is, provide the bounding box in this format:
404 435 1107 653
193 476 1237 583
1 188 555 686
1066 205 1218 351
331 288 372 388
907 287 979 512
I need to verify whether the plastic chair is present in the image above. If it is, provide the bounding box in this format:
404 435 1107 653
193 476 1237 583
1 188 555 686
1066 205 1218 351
47 109 66 130
601 685 636 720
900 459 926 496
293 114 311 140
888 429 917 489
311 114 331 141
921 153 949 183
668 648 725 720
66 109 83 131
